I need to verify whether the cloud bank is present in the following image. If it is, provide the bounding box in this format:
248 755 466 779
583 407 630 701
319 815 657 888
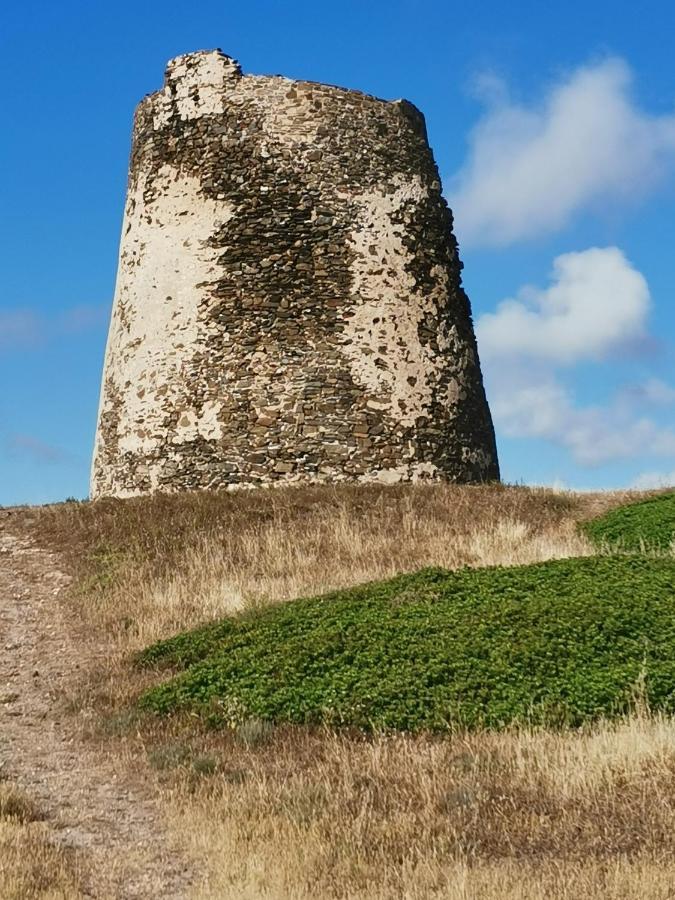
631 470 675 489
451 58 675 246
489 375 675 466
477 247 675 465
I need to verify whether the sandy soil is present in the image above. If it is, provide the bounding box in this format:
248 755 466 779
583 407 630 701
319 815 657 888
0 510 196 899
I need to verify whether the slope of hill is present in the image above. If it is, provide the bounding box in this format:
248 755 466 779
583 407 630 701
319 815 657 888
584 491 675 552
4 484 674 899
139 555 675 730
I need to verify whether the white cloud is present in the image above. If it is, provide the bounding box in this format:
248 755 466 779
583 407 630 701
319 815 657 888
451 58 675 246
478 247 675 466
476 247 650 364
491 374 675 465
0 303 107 350
618 378 675 407
631 470 675 489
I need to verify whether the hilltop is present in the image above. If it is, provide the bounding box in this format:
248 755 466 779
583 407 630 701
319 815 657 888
2 483 674 899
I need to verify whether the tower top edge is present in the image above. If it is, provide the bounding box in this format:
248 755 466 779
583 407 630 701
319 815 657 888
140 48 422 116
166 48 237 68
164 49 243 86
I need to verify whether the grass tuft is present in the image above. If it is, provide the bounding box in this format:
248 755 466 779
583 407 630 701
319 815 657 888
0 784 83 899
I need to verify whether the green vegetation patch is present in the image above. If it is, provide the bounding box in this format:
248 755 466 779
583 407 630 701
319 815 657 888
584 492 675 553
138 556 675 732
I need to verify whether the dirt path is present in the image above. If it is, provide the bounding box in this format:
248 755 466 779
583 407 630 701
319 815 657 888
0 512 196 899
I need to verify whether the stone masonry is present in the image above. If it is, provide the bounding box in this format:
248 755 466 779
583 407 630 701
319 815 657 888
91 50 499 497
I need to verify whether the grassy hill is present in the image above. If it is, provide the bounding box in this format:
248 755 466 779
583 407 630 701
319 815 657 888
583 491 675 552
24 484 674 735
14 483 675 900
133 490 675 733
139 554 675 731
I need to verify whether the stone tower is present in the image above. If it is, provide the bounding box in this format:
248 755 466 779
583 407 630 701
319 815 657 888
91 50 499 497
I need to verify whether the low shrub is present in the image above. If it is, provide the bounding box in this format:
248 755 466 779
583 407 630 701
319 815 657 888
139 556 675 732
584 492 675 553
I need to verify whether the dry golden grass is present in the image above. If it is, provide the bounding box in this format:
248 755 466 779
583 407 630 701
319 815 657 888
15 482 674 898
20 484 602 719
159 713 675 899
0 784 83 899
24 483 613 654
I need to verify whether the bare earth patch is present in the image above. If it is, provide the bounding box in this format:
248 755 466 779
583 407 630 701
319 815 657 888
0 515 196 899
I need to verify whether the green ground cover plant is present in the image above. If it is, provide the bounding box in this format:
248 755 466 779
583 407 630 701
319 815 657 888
584 491 675 552
139 555 675 731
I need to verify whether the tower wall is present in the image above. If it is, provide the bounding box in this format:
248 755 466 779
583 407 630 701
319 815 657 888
91 50 499 497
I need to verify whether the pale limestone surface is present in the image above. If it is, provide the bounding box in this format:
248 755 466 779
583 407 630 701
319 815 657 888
342 176 462 430
99 166 230 493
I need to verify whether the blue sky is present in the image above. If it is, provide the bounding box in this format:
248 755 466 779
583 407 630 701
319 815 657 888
1 0 674 505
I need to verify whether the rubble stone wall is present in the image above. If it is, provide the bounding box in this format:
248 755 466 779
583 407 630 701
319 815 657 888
91 49 499 497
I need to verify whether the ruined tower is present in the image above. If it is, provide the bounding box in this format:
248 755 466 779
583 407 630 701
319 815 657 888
91 50 499 497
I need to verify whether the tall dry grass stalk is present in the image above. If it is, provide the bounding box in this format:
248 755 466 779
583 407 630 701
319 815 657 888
0 784 83 899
